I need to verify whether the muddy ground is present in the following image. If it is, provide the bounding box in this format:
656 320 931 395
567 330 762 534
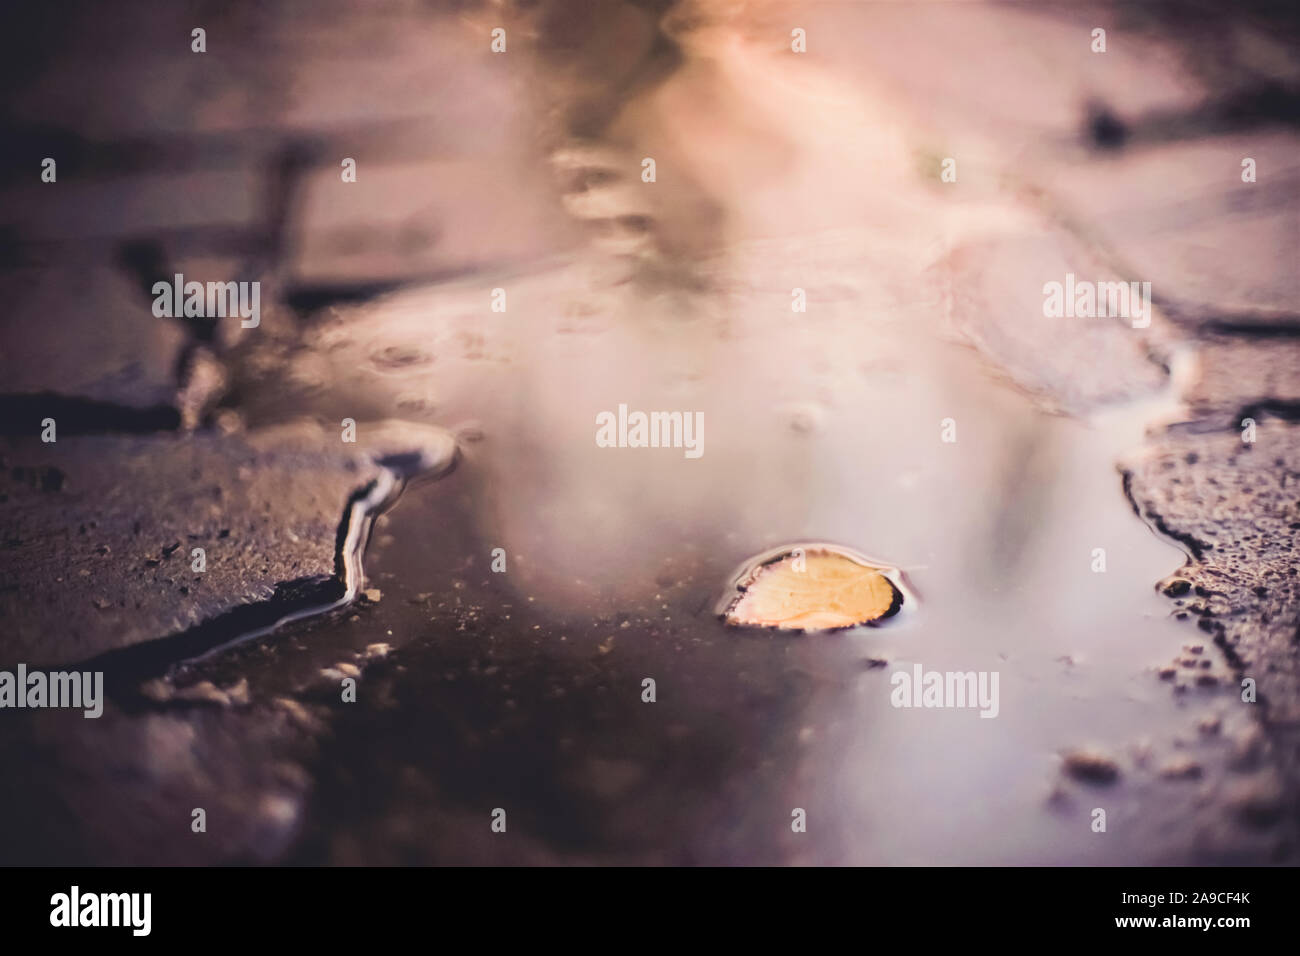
0 0 1298 864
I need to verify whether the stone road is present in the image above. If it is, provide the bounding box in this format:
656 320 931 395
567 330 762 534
0 0 1297 864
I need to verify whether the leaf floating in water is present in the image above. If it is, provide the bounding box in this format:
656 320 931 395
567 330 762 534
722 546 903 630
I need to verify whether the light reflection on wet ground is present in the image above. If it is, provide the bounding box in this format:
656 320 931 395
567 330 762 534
1 0 1297 864
196 220 1239 863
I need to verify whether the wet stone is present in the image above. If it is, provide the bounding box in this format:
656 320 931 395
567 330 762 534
1183 338 1300 426
1030 134 1300 327
1061 749 1122 786
0 423 385 665
0 266 188 414
1124 422 1300 723
937 227 1170 415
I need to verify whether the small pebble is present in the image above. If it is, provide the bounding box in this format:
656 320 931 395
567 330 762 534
1062 749 1120 785
225 678 251 706
1158 758 1203 780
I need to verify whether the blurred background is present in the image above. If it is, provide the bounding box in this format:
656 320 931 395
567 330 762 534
0 0 1298 864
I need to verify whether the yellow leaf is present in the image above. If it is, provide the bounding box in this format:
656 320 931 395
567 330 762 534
723 548 900 630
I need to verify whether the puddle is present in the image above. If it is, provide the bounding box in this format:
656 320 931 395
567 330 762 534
166 12 1249 863
190 231 1244 864
2 0 1291 869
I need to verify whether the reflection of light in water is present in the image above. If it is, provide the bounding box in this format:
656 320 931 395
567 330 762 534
230 8 1232 863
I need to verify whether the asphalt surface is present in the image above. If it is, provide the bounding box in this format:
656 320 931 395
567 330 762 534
1 0 1297 864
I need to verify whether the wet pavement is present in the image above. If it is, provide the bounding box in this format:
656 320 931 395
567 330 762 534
0 0 1298 864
